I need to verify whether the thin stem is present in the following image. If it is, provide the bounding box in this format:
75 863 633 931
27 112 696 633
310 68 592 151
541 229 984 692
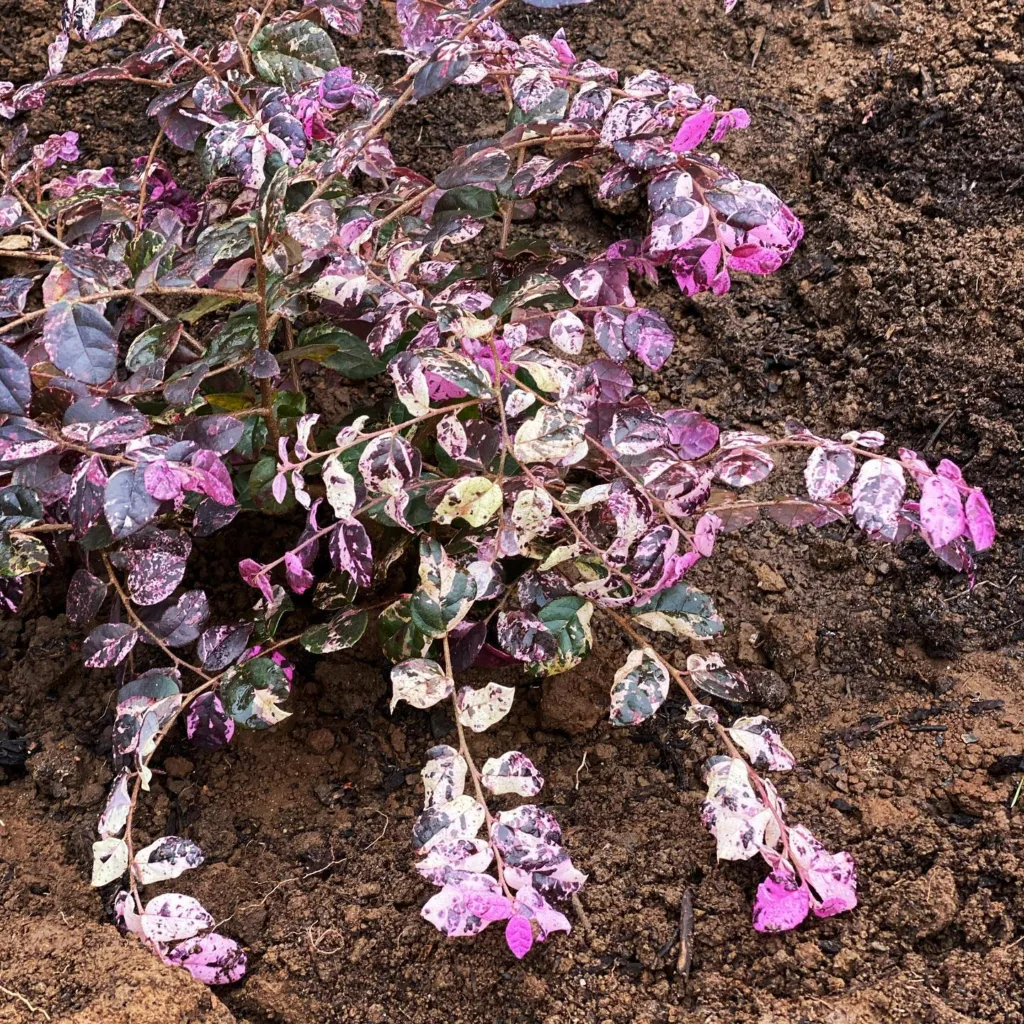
134 128 166 235
250 226 281 449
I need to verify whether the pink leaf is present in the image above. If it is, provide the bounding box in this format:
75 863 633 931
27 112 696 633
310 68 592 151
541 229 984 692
752 865 810 933
164 933 247 985
788 825 857 919
920 474 966 549
670 108 714 153
965 490 995 551
505 914 534 959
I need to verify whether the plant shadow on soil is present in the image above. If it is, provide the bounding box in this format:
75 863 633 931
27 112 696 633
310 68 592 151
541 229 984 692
2 0 1024 1021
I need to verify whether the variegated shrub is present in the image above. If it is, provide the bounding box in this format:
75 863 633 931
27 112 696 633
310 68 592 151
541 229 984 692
0 0 995 981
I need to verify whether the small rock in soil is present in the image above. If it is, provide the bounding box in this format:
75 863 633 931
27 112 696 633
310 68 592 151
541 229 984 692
851 2 901 43
755 564 787 593
884 865 958 938
307 728 335 754
163 756 194 779
745 668 790 709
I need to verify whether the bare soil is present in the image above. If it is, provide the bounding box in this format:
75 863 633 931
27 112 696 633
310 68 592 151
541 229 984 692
2 1 1024 1022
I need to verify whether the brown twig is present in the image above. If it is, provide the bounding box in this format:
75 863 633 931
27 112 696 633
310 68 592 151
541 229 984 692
250 226 281 449
676 888 694 977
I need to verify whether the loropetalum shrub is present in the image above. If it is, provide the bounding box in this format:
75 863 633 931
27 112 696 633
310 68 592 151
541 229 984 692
0 0 996 982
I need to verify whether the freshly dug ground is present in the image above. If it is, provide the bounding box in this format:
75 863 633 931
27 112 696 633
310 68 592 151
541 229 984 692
2 0 1024 1021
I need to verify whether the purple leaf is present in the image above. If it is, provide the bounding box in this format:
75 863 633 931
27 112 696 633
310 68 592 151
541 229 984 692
0 346 31 415
140 590 210 647
624 308 674 370
42 301 117 385
83 623 139 668
104 467 161 540
920 474 966 549
787 825 857 918
965 490 995 551
165 933 247 985
0 277 32 320
421 872 513 937
196 623 253 672
67 568 107 626
186 692 235 751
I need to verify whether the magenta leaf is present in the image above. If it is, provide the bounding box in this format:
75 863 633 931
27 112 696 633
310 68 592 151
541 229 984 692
505 914 534 959
671 106 715 153
752 864 810 933
965 490 995 551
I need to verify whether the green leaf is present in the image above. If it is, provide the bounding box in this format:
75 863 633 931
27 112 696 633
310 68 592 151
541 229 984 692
251 22 340 90
125 320 182 372
433 185 500 223
248 456 295 514
300 608 368 653
219 657 291 730
631 584 725 640
0 532 48 578
379 596 432 663
298 324 386 380
492 271 573 317
533 595 593 677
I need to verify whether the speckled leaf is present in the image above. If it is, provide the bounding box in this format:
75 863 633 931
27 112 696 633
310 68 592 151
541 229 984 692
685 653 751 701
700 757 778 862
126 548 190 607
322 456 357 520
433 477 502 527
98 768 131 838
91 837 128 886
0 278 31 320
165 933 247 985
421 871 512 937
413 794 486 853
631 583 724 639
196 623 253 672
455 682 514 733
300 607 368 653
421 744 467 808
251 21 340 90
728 716 796 771
67 568 107 625
715 447 774 488
83 623 139 667
219 656 291 730
328 518 372 588
609 647 669 726
803 445 856 501
390 657 453 712
138 893 214 945
378 597 432 662
513 408 587 465
965 490 995 551
415 838 491 884
481 751 544 797
852 458 905 542
133 836 204 885
788 824 857 919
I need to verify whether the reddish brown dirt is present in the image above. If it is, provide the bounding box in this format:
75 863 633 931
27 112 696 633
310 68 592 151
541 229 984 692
3 1 1024 1022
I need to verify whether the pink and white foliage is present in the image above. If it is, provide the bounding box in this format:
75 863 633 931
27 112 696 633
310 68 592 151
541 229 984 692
0 0 997 982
